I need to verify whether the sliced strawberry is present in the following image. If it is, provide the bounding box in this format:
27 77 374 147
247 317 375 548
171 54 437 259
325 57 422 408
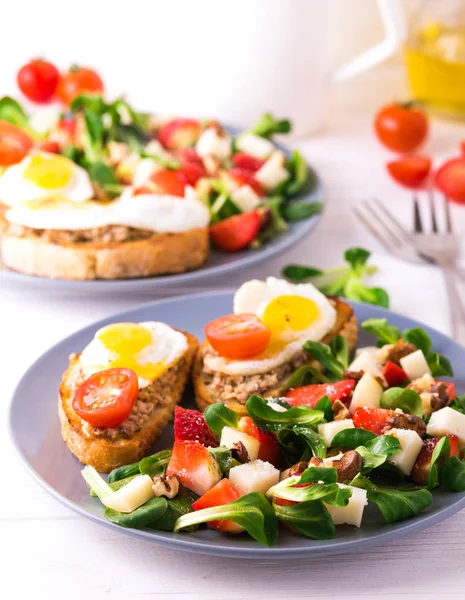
192 478 244 533
443 381 457 401
238 416 282 468
166 440 222 496
173 406 218 447
150 169 187 197
210 211 262 252
35 140 60 154
383 361 409 387
176 147 203 165
232 152 265 173
352 407 394 435
285 380 356 408
411 435 460 485
180 161 205 186
227 168 264 196
449 434 460 458
158 118 201 150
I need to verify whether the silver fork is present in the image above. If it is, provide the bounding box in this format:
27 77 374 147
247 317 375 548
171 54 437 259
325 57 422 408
355 198 465 342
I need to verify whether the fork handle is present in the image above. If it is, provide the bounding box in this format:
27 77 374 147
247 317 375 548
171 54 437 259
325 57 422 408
440 264 465 343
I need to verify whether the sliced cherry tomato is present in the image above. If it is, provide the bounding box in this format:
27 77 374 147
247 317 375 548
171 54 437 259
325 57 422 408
232 152 265 173
205 313 271 359
35 140 60 154
386 155 431 189
0 121 34 166
383 361 409 387
352 407 393 436
285 380 356 408
374 103 428 153
56 66 104 106
158 118 201 150
150 169 186 197
228 168 264 196
17 59 60 103
210 211 262 252
192 478 243 533
435 157 465 203
72 368 138 428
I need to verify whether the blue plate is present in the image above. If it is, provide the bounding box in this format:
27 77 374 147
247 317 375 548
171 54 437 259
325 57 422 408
9 292 465 558
1 134 322 293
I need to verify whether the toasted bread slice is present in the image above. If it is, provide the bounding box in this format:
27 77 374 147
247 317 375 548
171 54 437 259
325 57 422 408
193 298 358 416
59 331 198 472
1 227 209 280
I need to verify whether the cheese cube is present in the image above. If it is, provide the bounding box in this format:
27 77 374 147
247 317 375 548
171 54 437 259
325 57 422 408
349 373 384 413
133 158 159 186
196 128 232 160
427 406 465 447
220 426 260 461
229 460 280 495
255 151 289 191
400 350 431 380
324 484 368 527
235 132 275 159
348 349 385 381
231 184 261 212
386 428 423 475
318 419 355 447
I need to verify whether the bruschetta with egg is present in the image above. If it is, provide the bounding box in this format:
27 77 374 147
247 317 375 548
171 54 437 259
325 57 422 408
193 277 358 414
59 321 198 472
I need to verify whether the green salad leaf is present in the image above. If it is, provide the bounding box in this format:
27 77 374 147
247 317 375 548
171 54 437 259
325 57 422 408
204 403 238 435
246 396 324 432
361 318 401 346
403 328 432 355
267 467 351 506
148 494 197 532
380 387 423 416
108 460 142 483
330 428 376 449
105 497 168 528
208 447 241 476
273 499 336 539
282 150 313 197
282 201 323 222
302 341 346 380
449 394 465 415
428 353 454 377
314 396 333 422
139 450 172 477
330 336 349 370
293 425 327 458
174 492 279 546
250 112 291 138
0 96 37 137
284 365 331 389
428 436 450 489
354 435 402 474
442 456 465 492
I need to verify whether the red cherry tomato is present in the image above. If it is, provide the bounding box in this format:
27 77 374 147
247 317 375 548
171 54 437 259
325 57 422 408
383 361 409 387
56 66 104 106
374 103 428 153
232 152 265 173
205 313 271 359
72 368 138 428
150 169 187 197
435 157 465 204
0 121 34 166
386 155 432 189
209 210 262 252
17 59 60 103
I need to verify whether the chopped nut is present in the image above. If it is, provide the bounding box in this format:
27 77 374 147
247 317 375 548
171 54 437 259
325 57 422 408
308 457 324 468
331 450 362 483
152 474 179 499
332 399 350 421
386 412 427 437
289 461 309 476
343 370 364 383
231 441 250 463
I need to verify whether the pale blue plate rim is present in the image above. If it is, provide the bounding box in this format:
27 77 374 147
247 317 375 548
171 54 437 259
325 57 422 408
8 292 465 558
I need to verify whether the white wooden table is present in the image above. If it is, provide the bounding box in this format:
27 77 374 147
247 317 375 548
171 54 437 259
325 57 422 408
3 66 465 599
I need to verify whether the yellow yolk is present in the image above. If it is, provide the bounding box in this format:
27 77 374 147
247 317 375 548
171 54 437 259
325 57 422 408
96 323 167 382
261 295 320 340
24 154 74 189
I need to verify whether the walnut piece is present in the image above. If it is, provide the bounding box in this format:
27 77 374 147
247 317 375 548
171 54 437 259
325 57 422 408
152 474 179 499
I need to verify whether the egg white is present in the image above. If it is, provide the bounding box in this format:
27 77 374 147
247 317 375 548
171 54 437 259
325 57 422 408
79 321 188 388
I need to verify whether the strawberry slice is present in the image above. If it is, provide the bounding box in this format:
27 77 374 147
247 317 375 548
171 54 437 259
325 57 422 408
176 148 203 165
227 168 264 196
158 118 201 150
150 169 187 197
192 478 244 533
443 381 456 401
166 440 222 496
232 152 265 173
210 211 262 252
285 380 356 408
383 361 409 387
180 161 205 186
352 407 393 435
411 435 460 485
173 406 218 447
238 416 282 468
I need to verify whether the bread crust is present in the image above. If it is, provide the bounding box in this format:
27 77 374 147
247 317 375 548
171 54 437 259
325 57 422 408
193 298 358 416
59 331 198 472
1 227 209 280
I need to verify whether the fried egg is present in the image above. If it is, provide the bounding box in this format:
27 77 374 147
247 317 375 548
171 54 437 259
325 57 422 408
79 321 188 388
0 152 94 207
205 277 336 376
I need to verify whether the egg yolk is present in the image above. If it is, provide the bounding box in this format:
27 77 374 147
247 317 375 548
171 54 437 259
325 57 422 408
261 295 320 340
97 323 166 382
24 154 73 189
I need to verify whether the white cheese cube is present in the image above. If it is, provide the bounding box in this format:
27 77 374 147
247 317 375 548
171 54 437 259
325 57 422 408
231 185 261 212
102 475 154 513
220 426 260 461
427 406 465 447
133 158 159 186
386 428 423 475
349 373 384 413
400 350 431 380
235 132 275 159
348 349 385 381
29 107 60 134
196 128 232 160
318 419 355 447
229 460 280 495
324 484 368 527
255 151 289 191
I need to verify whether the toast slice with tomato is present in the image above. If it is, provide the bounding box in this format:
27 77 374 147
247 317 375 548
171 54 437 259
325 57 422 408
193 297 358 416
58 331 198 473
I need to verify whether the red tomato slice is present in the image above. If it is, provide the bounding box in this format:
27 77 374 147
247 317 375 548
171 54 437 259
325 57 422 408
150 169 187 197
285 380 356 408
228 168 264 196
232 152 265 173
72 368 138 428
383 361 409 387
210 211 262 252
205 313 271 359
192 478 243 533
435 157 465 203
386 155 431 189
0 121 34 166
352 407 393 436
